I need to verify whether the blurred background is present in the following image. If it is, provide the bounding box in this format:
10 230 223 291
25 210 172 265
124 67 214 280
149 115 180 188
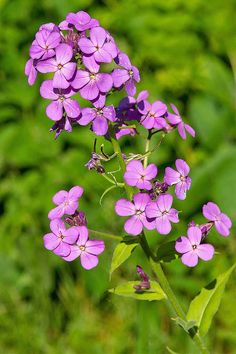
0 0 236 353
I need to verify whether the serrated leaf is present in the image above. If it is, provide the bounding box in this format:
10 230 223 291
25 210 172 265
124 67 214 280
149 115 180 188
109 281 166 301
187 263 236 336
110 240 139 277
156 241 177 263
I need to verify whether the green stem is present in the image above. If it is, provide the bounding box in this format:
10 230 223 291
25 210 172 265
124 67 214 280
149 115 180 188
143 130 152 168
110 130 133 200
101 173 124 187
109 128 209 353
140 233 209 354
88 229 122 241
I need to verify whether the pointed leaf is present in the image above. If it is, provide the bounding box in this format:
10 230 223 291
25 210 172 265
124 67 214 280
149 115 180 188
171 317 197 333
109 281 166 301
187 263 236 336
156 241 178 263
110 239 139 277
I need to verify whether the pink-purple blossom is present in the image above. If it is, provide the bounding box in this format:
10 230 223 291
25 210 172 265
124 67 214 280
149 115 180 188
37 44 76 89
167 104 195 140
43 219 79 257
138 100 167 130
40 80 80 121
78 26 117 64
72 60 113 101
78 104 116 136
164 159 191 200
66 11 99 31
202 202 232 237
63 226 105 269
124 160 157 190
48 186 84 220
25 58 38 86
112 53 140 96
145 194 179 235
115 193 155 236
30 29 61 60
175 226 215 267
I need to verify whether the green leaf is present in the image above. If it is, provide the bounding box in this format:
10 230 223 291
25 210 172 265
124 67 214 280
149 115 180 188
156 241 178 263
187 263 236 336
171 317 197 333
110 239 139 277
109 281 166 301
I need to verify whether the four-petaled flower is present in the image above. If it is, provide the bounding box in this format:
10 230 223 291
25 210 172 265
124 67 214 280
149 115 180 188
145 194 179 234
175 226 214 267
124 160 157 190
79 104 116 136
72 59 113 101
115 193 155 236
37 44 76 89
112 53 140 96
66 11 99 31
164 159 191 200
202 202 232 237
43 219 79 257
48 186 84 220
167 103 195 140
40 80 80 121
63 226 105 269
30 29 61 60
78 27 117 64
138 100 167 130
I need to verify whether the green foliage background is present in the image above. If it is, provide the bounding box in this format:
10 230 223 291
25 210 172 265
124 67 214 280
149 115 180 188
0 0 236 353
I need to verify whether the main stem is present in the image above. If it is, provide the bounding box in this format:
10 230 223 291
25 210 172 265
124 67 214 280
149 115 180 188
109 132 209 354
140 234 209 354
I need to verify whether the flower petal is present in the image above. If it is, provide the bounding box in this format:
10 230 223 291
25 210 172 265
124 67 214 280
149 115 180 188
52 190 68 205
86 240 105 255
115 199 135 216
53 242 71 257
46 100 63 121
187 226 202 245
92 116 108 136
175 236 192 254
164 167 180 185
40 80 58 100
124 216 143 236
181 252 198 267
155 215 172 235
63 98 80 118
156 194 173 212
144 164 157 180
133 193 151 211
175 159 190 176
43 233 60 250
55 43 73 64
196 244 215 261
80 252 99 270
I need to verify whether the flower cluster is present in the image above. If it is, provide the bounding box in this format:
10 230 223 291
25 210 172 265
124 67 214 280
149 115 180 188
115 159 232 267
175 202 232 267
43 186 105 269
25 11 141 138
26 11 232 273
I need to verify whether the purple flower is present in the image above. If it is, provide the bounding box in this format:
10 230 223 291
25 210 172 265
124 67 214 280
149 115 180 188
112 53 140 96
49 116 76 139
175 226 214 267
115 124 137 140
30 29 61 60
40 80 80 121
167 104 195 140
63 226 105 269
124 160 157 190
133 265 150 292
37 44 76 89
72 60 113 101
66 11 99 31
202 202 232 237
115 193 155 236
145 194 179 235
78 27 117 64
164 159 191 200
25 58 38 86
48 186 84 220
138 100 167 130
78 105 116 136
43 219 79 257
